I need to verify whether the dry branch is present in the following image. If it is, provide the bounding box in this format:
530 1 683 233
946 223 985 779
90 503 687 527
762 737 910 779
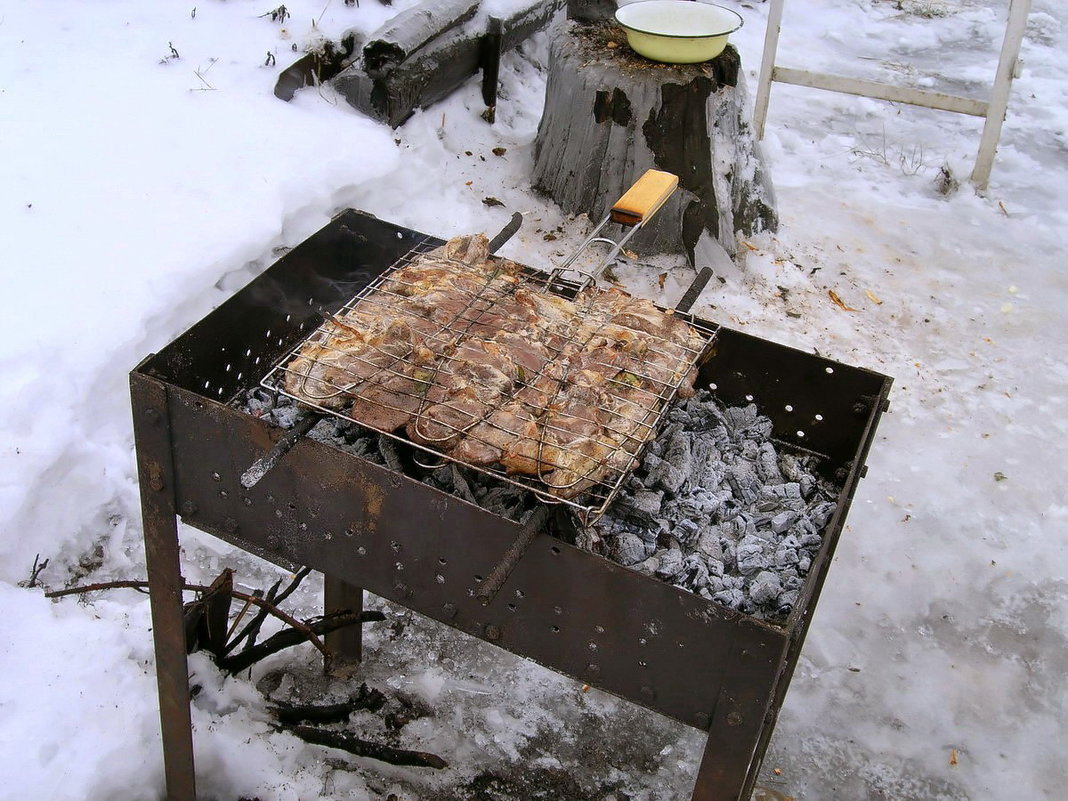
282 723 447 769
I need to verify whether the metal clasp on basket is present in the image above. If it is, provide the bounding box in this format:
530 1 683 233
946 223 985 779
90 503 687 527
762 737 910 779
547 169 679 293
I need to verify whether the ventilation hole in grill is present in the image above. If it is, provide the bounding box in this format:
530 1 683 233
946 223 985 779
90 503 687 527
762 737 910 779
553 606 563 615
594 625 605 634
219 490 228 499
225 363 231 372
551 625 560 633
298 322 305 332
438 557 447 565
254 357 261 365
204 380 211 390
515 589 525 599
588 642 598 651
285 314 291 322
390 541 402 552
287 502 296 510
474 574 484 583
346 527 358 537
815 413 824 421
357 546 367 556
825 366 835 374
265 329 272 339
307 297 314 306
677 641 686 648
507 603 516 611
299 522 307 531
708 382 718 390
277 338 283 347
236 372 243 380
211 472 221 482
796 430 806 438
435 574 445 584
217 387 223 397
243 497 252 507
639 637 647 646
245 348 252 357
785 404 793 412
550 546 561 555
639 660 648 668
395 562 404 572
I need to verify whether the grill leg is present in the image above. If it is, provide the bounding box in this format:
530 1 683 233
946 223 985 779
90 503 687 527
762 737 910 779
690 689 767 801
132 374 197 801
324 575 364 670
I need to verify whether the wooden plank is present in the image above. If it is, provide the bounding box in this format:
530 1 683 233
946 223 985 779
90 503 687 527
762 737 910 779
753 0 784 140
772 66 989 117
971 0 1032 189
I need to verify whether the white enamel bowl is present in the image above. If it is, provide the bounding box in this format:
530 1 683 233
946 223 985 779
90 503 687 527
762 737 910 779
614 1 744 64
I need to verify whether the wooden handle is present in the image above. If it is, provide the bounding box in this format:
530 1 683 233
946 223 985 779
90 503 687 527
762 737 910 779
610 169 679 227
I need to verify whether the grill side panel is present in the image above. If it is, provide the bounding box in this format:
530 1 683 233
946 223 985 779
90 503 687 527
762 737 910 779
166 387 789 731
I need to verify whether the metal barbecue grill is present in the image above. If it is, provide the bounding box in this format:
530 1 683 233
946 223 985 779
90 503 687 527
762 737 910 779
262 233 717 524
131 207 892 801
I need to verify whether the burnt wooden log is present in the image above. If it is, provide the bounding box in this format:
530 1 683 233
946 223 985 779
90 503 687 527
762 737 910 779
333 0 563 128
531 21 777 262
362 0 480 77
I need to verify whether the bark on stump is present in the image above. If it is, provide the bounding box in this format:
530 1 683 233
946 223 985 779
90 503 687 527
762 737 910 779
532 22 778 261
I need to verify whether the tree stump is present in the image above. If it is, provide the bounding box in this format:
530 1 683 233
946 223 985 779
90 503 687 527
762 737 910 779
532 21 778 262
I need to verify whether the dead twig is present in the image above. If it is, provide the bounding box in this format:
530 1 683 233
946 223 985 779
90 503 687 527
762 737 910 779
45 574 357 670
270 683 386 725
217 608 385 675
226 566 312 654
23 554 50 589
281 723 447 769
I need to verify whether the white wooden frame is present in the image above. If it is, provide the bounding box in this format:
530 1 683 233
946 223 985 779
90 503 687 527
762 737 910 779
753 0 1032 189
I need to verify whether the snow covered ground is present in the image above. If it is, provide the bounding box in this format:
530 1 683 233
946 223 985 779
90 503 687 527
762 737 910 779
1 0 1065 799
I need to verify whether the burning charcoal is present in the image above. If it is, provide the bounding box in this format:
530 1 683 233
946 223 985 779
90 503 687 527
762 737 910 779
798 554 811 573
748 570 782 606
655 548 684 581
778 588 800 614
628 489 665 520
637 555 659 575
695 528 723 561
673 518 701 547
756 442 783 483
713 587 746 611
761 482 803 504
654 430 693 495
273 404 303 428
705 557 725 578
726 462 761 505
773 545 800 567
610 532 647 567
377 435 405 473
735 534 770 575
810 500 836 528
771 510 798 534
449 465 477 504
682 554 709 590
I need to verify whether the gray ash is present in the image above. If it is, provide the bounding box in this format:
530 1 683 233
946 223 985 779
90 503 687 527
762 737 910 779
237 387 835 623
592 390 835 621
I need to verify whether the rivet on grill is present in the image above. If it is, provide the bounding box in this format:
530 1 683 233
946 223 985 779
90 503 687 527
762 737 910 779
484 624 501 641
223 517 238 533
726 710 744 727
180 500 198 516
394 582 412 599
586 663 600 676
853 401 868 414
695 712 711 728
442 603 457 619
210 471 221 482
